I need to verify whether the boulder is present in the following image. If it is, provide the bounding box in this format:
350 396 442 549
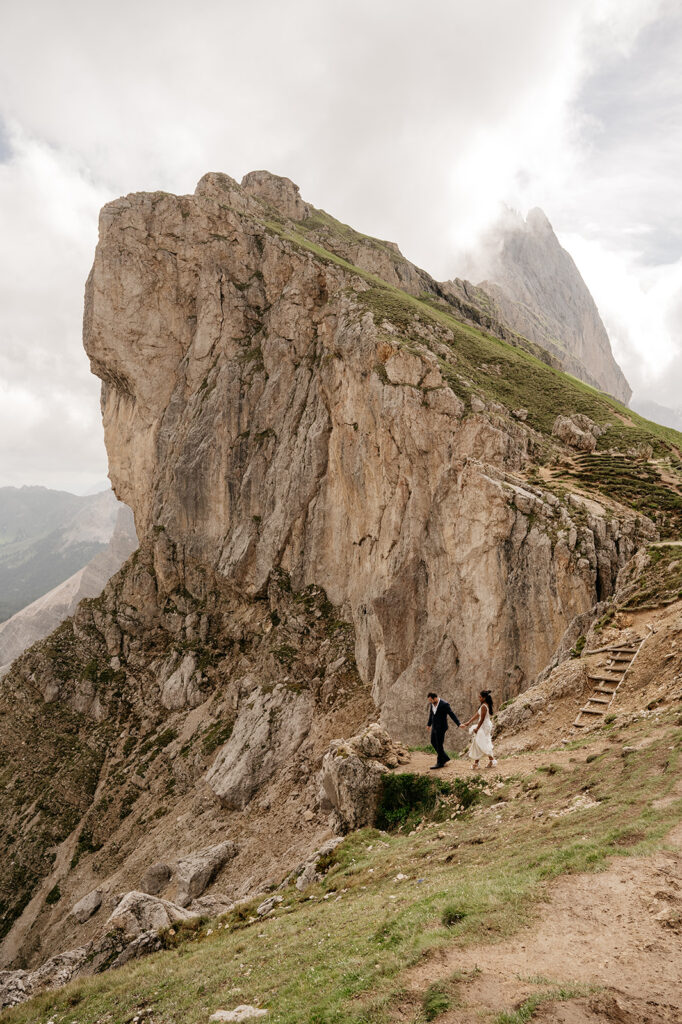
69 887 103 924
188 894 235 916
318 723 409 833
140 861 173 895
256 895 283 916
209 1007 268 1022
175 840 237 907
552 414 598 452
105 891 196 939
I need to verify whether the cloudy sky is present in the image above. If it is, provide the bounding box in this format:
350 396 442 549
1 0 681 491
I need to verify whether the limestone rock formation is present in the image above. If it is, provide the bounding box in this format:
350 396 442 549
552 413 603 452
0 946 91 1011
69 888 103 924
319 723 409 832
83 171 650 743
206 686 313 810
139 862 173 896
105 891 196 940
459 207 631 403
174 840 237 907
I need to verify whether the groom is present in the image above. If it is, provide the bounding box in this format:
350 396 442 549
426 691 460 769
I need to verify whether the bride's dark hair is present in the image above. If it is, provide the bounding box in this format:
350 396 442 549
480 690 493 714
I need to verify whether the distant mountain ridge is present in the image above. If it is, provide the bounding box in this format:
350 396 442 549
457 207 631 404
631 397 682 433
0 486 122 622
0 504 137 673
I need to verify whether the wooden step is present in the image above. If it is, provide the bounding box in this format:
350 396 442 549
587 696 611 705
579 706 605 716
588 673 623 683
594 686 617 695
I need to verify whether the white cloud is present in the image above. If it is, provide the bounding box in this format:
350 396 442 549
0 125 108 491
0 0 681 489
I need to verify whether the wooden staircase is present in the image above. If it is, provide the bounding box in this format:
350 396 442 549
573 630 651 728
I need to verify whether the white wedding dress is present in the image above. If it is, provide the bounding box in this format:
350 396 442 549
468 707 494 761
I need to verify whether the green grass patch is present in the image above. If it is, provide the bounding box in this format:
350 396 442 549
442 903 468 927
422 981 451 1020
495 982 596 1023
375 772 452 831
44 884 61 906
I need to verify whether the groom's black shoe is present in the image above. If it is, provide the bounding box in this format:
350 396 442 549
430 763 444 770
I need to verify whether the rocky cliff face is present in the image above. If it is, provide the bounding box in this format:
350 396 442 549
459 208 631 404
0 170 670 975
84 172 649 738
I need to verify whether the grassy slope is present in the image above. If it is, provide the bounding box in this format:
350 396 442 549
8 711 682 1024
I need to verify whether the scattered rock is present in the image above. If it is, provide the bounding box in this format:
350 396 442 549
294 838 344 892
69 888 103 924
139 862 172 896
209 1007 268 1022
256 895 283 916
175 840 237 907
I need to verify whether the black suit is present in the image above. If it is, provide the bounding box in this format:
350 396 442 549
427 699 460 766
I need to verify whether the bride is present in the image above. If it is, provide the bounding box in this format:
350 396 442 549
461 690 497 770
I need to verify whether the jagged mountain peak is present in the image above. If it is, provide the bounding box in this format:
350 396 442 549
462 204 632 404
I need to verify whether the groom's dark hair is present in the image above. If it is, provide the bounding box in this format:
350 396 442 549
427 691 437 699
